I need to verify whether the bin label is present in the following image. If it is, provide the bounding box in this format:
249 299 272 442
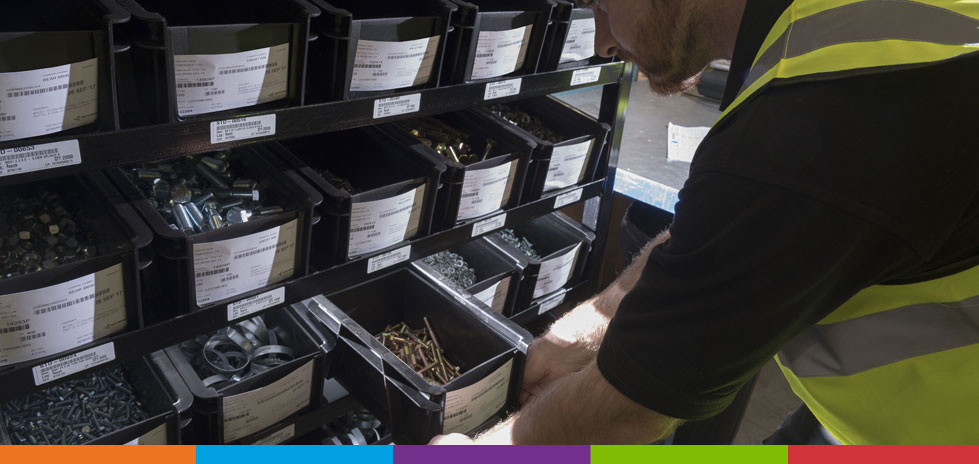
0 263 127 367
471 26 533 80
249 424 295 445
31 342 115 386
351 36 441 92
349 185 424 258
560 18 597 64
210 114 276 144
125 423 168 445
554 187 584 209
544 139 593 192
193 220 297 307
175 43 289 117
459 160 516 221
570 66 603 86
223 359 314 443
373 93 421 119
0 139 82 178
534 243 581 299
538 291 566 316
367 245 412 274
473 276 511 314
444 358 513 435
483 78 522 100
0 57 98 142
471 212 507 237
228 287 286 322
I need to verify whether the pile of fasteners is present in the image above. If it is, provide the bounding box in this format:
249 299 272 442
496 229 541 259
319 169 360 194
377 318 461 385
422 250 477 288
130 151 284 234
489 104 565 144
401 117 495 165
320 409 384 445
1 366 150 445
0 190 98 280
177 315 296 390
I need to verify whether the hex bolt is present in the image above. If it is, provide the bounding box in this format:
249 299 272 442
195 163 229 190
172 203 195 233
185 202 207 232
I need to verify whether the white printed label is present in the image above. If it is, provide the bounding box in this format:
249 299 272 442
126 423 168 445
174 43 289 117
458 161 516 221
250 424 295 445
473 276 510 314
534 243 581 299
0 263 127 367
554 188 584 209
210 114 276 144
367 245 412 274
32 342 116 386
667 123 710 163
471 213 507 237
538 292 566 316
544 140 593 192
373 93 421 119
0 139 82 178
228 287 286 321
351 36 441 92
483 78 522 100
570 67 602 86
560 18 597 63
471 26 533 80
223 359 314 443
443 359 513 435
349 186 423 257
0 58 98 142
193 220 298 306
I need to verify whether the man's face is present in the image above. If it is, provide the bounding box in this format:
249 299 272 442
585 0 714 95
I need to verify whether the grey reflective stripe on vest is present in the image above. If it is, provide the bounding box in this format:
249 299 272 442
740 0 979 94
779 295 979 378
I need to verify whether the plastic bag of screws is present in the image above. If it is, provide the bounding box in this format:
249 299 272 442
488 104 566 144
0 189 99 280
495 229 541 259
129 151 285 234
422 250 477 288
376 318 462 385
399 117 497 166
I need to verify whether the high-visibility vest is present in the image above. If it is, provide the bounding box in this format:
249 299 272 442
716 0 979 445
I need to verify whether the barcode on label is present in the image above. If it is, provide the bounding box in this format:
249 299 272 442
446 409 468 419
228 287 285 321
380 205 412 218
216 121 261 131
0 115 15 121
7 83 68 98
197 267 229 278
475 53 494 58
176 82 214 88
221 274 240 283
0 139 82 177
220 62 277 75
351 225 375 233
32 343 116 386
354 63 382 69
367 245 411 274
461 192 479 199
20 332 46 342
34 294 94 316
233 243 278 260
0 324 29 334
205 90 226 96
210 114 277 144
472 213 507 237
0 148 58 163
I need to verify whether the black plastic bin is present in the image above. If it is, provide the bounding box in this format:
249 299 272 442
378 110 535 231
485 212 594 313
105 145 322 320
163 306 328 444
0 172 151 370
306 0 457 102
481 96 610 202
0 0 129 143
113 0 319 126
443 0 555 84
413 238 523 316
538 0 614 72
296 268 532 444
270 127 444 266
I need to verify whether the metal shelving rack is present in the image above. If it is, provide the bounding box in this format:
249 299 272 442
0 62 636 408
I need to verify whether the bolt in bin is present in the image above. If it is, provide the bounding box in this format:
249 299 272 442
378 110 535 231
104 145 322 321
306 0 457 103
268 127 444 267
0 172 151 370
413 238 523 316
537 0 614 72
485 212 594 313
295 268 533 444
112 0 320 127
163 305 329 444
443 0 556 84
0 0 129 142
481 95 610 202
0 351 187 444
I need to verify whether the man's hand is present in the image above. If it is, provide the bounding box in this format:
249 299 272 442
429 433 475 445
521 333 596 404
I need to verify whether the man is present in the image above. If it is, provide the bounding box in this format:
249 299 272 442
433 0 979 445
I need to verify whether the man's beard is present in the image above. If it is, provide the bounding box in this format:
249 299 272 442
620 2 714 95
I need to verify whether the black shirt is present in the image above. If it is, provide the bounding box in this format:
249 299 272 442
596 0 979 420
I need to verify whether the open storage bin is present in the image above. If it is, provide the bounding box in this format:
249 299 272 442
105 146 321 320
443 0 555 84
296 268 532 444
378 110 535 231
413 238 524 316
0 0 129 143
482 95 610 202
163 306 328 444
270 127 444 266
306 0 457 102
538 0 613 72
485 212 594 313
0 172 151 370
113 0 319 126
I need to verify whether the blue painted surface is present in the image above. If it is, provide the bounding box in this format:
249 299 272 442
613 169 680 213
